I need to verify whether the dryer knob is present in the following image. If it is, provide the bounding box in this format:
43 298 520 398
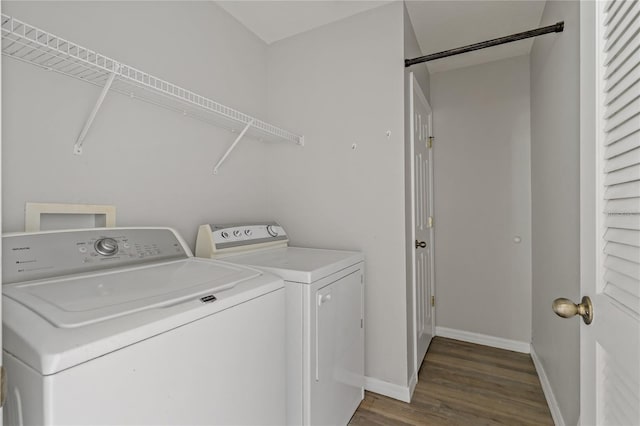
95 238 119 256
266 225 278 237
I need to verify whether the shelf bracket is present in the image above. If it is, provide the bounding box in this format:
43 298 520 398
73 69 119 155
213 119 255 174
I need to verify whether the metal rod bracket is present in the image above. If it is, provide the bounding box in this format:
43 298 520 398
213 119 255 175
74 68 119 155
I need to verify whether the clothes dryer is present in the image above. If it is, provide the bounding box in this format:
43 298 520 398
196 223 364 426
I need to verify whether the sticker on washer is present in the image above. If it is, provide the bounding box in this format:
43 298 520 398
200 294 217 303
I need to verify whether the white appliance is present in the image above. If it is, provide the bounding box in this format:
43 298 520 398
2 227 286 426
196 223 364 426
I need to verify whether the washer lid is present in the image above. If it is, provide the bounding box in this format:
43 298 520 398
3 257 284 375
226 247 364 283
3 258 260 328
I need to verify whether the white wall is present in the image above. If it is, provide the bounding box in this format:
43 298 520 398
266 3 411 389
3 0 423 398
431 55 532 345
403 2 431 386
2 1 272 247
404 4 430 103
530 1 581 425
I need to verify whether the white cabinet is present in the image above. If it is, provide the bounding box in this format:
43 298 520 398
311 267 364 426
283 262 364 426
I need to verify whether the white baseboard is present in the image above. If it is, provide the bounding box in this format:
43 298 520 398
364 376 411 403
530 346 566 426
435 326 531 353
408 370 418 400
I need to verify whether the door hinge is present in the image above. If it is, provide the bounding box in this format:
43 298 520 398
0 366 6 408
431 296 435 307
427 216 434 228
428 136 434 149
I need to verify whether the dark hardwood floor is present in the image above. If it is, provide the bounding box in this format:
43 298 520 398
350 337 553 425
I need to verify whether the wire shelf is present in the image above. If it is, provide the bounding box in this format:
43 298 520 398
1 13 304 146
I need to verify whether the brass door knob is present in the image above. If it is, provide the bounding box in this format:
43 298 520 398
415 240 427 249
552 296 593 324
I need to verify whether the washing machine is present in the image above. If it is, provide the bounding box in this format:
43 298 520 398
196 223 365 426
2 227 286 426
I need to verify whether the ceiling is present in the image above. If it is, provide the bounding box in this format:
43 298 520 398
216 1 393 45
217 0 547 74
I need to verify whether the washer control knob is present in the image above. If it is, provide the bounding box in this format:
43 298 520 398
245 229 253 236
233 230 242 237
266 225 278 237
94 238 119 256
221 231 229 239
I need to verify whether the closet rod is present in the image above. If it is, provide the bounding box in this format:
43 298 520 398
405 21 564 67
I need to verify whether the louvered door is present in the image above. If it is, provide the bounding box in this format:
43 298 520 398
603 0 640 311
582 1 640 424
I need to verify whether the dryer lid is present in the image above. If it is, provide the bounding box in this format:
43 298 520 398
3 258 260 328
226 247 364 283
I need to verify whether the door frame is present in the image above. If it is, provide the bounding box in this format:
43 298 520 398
409 72 436 377
579 1 597 423
0 24 3 425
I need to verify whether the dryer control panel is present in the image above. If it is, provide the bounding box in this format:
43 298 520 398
2 228 189 284
195 223 288 258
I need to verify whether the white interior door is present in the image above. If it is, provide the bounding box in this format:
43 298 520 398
410 73 435 374
579 1 640 424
